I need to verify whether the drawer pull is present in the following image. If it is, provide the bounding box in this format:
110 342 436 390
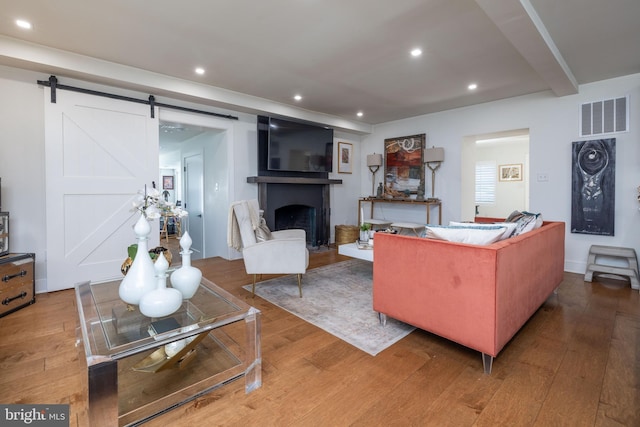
2 270 27 282
2 291 27 305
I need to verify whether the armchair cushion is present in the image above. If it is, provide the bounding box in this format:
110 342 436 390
242 237 309 274
271 229 306 239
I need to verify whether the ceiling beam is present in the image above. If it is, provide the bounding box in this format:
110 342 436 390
475 0 578 96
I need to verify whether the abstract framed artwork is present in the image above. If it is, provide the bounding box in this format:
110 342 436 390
162 175 174 190
571 138 615 235
338 142 353 174
498 164 522 181
384 134 425 194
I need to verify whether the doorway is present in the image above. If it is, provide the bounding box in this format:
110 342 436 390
461 129 530 221
158 110 233 261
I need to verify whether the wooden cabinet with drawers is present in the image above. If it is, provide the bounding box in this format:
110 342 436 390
0 253 35 317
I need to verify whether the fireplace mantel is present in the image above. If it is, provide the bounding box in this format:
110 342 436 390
247 176 342 185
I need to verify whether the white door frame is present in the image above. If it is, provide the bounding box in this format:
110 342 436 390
158 109 234 259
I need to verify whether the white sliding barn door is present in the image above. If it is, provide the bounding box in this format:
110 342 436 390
44 90 159 291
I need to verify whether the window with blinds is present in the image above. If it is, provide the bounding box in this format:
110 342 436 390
475 161 496 204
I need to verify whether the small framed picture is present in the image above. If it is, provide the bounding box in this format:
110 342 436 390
162 175 174 190
338 142 353 174
498 164 523 181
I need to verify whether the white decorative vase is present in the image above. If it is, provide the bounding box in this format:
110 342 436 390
139 252 183 318
119 215 157 305
170 231 202 299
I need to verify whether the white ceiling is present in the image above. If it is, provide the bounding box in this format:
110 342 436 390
0 0 638 127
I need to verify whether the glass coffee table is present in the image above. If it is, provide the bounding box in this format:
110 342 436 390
75 277 261 426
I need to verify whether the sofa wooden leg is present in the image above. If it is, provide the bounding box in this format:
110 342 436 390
297 274 303 298
482 353 494 374
378 313 387 326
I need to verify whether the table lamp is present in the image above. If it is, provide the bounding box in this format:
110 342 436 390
367 153 383 197
424 147 444 200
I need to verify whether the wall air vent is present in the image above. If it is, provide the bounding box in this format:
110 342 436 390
580 96 628 137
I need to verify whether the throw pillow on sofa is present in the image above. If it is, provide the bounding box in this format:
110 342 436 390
424 225 507 245
449 221 517 240
505 210 525 223
512 211 543 236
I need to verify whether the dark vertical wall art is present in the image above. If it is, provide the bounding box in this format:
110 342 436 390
571 138 615 235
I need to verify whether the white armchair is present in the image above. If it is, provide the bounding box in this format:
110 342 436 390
228 199 309 297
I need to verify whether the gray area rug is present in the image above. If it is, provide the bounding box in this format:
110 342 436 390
243 259 415 356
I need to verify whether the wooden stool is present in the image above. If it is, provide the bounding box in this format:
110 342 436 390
584 245 639 290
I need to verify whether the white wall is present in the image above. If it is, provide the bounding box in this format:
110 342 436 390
2 62 638 289
328 132 364 239
0 67 47 291
359 73 640 274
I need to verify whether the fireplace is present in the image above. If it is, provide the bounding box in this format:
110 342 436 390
263 182 326 247
246 176 342 248
248 117 342 247
275 204 317 244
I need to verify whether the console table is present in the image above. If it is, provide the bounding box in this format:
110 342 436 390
358 197 442 226
160 213 182 244
75 277 261 426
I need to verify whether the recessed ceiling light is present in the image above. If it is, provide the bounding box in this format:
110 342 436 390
410 48 422 57
195 67 205 75
357 111 364 117
294 94 302 101
16 19 32 30
468 83 478 90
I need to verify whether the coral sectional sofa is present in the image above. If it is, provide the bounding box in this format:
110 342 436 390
372 220 565 373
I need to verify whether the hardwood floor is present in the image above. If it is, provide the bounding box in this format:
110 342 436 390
1 248 638 426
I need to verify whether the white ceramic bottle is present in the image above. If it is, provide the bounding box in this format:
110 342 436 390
170 231 202 299
119 215 157 305
139 251 183 317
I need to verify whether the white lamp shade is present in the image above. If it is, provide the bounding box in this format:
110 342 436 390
367 153 383 167
424 147 444 163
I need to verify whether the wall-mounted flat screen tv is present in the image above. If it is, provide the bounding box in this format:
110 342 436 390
267 117 333 172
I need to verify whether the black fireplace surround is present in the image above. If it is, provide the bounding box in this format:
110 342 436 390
247 175 341 247
247 116 342 247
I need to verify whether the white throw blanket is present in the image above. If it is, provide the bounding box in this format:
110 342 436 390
227 200 260 251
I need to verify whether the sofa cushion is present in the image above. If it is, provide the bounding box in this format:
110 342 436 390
425 225 507 245
449 221 517 240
